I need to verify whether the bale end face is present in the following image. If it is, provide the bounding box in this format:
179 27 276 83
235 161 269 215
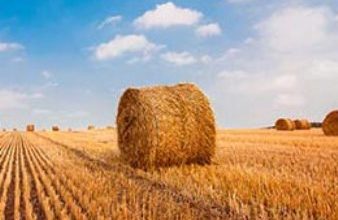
322 110 338 136
117 83 216 170
275 118 295 131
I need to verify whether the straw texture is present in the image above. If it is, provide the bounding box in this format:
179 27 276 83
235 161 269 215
26 124 35 132
117 83 216 170
322 110 338 136
275 118 295 131
294 119 311 130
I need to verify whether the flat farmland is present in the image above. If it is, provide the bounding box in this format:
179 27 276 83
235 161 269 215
0 129 336 219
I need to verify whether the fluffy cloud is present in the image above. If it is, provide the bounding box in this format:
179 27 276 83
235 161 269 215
161 51 197 66
41 70 53 79
0 90 44 110
97 15 122 29
94 35 163 60
134 2 203 29
210 5 338 127
255 6 337 53
0 42 24 52
195 23 222 37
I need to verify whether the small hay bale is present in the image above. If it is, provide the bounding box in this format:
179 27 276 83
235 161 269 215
322 110 338 136
26 124 35 132
88 125 95 130
68 128 72 132
2 129 6 132
294 119 311 130
106 126 114 130
13 128 17 132
117 83 216 170
52 126 60 132
275 118 295 131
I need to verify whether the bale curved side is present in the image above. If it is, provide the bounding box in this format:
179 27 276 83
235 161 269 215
275 118 294 131
322 110 338 136
52 126 60 132
88 125 95 130
116 83 216 170
26 124 35 132
294 119 311 130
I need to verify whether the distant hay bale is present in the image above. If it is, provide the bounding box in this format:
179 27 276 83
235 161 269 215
322 110 338 136
88 125 95 130
68 128 72 132
13 128 17 132
294 119 311 130
26 124 35 132
117 83 216 170
106 126 114 130
2 129 6 132
275 118 295 131
52 126 60 132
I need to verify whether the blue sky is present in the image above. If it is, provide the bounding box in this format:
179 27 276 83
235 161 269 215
0 0 338 129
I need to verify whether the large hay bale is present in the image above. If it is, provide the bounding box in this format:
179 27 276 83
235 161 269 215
275 118 295 131
117 83 216 170
294 119 311 130
88 125 95 130
52 126 60 132
26 124 35 132
322 110 338 136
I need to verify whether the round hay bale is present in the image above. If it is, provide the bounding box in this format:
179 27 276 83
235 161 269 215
294 119 311 130
322 110 338 136
117 83 216 170
106 126 114 130
13 128 17 132
26 124 35 132
68 128 72 132
52 126 60 132
88 125 95 130
2 129 6 132
275 118 295 131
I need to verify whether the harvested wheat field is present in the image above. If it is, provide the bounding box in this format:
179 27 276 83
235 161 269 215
0 129 336 219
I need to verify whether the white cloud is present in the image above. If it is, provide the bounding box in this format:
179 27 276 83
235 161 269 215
161 51 197 66
41 70 53 79
210 5 338 127
255 6 337 53
134 2 203 29
195 23 222 37
97 15 122 29
0 90 43 110
32 109 52 115
274 93 305 107
200 55 212 64
0 42 24 52
94 35 163 60
65 111 90 118
11 57 24 63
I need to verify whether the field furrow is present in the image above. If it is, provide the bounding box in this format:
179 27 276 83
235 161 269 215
21 136 49 220
23 136 88 220
31 132 240 219
4 134 19 220
0 135 16 218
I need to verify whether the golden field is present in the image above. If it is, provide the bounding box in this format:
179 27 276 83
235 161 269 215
0 128 336 219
